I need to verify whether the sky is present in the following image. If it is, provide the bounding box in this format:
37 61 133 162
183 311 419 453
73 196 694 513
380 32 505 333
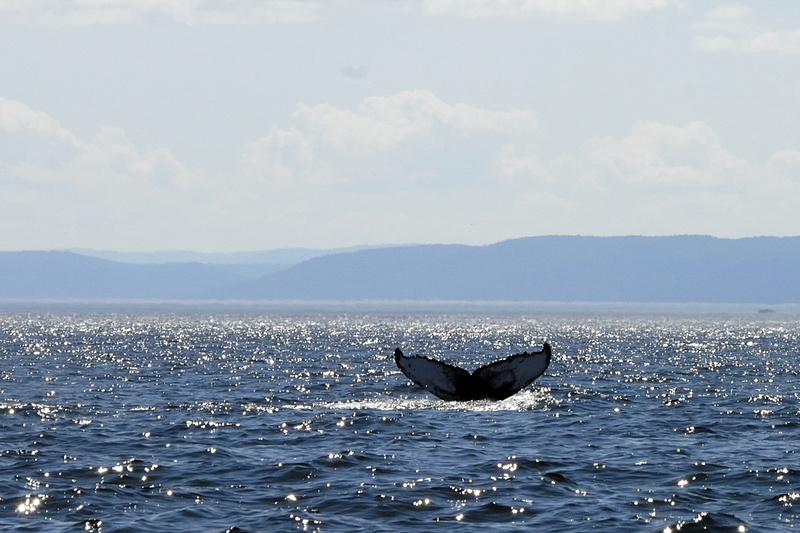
1 0 800 253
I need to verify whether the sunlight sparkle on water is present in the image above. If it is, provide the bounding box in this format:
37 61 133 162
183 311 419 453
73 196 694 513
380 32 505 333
16 495 45 515
3 310 800 532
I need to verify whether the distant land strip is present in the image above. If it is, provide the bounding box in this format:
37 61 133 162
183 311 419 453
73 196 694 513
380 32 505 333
2 235 799 303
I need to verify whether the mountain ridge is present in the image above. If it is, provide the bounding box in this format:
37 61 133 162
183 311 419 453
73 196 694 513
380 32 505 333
2 235 800 303
219 235 800 303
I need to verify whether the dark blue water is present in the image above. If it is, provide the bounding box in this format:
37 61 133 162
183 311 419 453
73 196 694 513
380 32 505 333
2 304 800 532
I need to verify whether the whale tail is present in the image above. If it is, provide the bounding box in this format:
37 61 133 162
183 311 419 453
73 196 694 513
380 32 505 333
394 343 552 401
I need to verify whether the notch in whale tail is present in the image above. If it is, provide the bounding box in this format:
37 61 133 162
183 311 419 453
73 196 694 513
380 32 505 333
394 343 552 401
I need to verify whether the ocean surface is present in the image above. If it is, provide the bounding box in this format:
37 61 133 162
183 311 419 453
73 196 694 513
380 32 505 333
2 302 800 532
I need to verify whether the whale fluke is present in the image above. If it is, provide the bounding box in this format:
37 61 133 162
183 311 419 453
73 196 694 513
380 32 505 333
394 343 552 401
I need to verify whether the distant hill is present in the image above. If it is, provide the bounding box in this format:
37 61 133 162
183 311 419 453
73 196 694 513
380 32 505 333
66 245 395 265
3 236 800 303
0 251 244 300
220 235 800 303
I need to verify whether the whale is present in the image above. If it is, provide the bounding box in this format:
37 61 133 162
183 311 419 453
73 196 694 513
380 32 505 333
394 343 552 401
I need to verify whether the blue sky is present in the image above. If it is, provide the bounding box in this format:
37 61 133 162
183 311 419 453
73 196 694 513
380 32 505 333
1 1 799 252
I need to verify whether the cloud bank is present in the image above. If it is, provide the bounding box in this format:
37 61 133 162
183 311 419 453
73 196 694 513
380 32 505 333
412 0 676 20
0 0 323 26
694 5 800 54
0 0 681 27
2 92 799 251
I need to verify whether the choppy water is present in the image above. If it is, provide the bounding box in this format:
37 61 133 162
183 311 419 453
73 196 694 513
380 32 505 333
2 304 800 532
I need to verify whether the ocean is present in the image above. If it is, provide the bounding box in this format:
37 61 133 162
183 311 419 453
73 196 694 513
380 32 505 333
2 302 800 532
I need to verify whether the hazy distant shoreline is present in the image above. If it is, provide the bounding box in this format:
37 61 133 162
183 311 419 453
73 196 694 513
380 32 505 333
3 236 800 304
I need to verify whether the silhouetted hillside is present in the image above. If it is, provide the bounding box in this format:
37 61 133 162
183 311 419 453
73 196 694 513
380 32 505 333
3 236 800 303
0 251 245 300
222 236 800 303
67 244 396 265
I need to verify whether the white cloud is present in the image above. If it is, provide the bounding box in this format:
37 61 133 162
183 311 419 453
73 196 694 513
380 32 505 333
0 0 684 27
0 96 214 250
0 92 539 250
0 97 79 145
0 105 194 190
298 90 534 146
412 0 676 21
500 120 750 194
508 120 799 237
3 93 800 251
236 103 800 243
0 0 322 26
579 121 747 188
765 149 800 188
694 5 800 54
241 90 536 191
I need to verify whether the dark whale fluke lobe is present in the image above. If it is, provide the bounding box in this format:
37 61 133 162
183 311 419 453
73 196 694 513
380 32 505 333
394 343 552 401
